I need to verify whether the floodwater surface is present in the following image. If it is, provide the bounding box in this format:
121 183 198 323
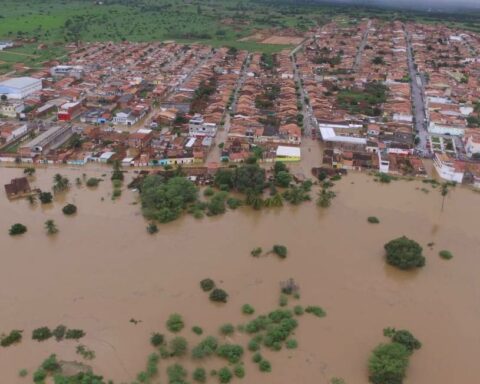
0 166 479 383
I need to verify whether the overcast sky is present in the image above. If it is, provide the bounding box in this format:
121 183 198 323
323 0 480 10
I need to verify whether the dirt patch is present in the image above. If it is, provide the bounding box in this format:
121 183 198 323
260 36 304 45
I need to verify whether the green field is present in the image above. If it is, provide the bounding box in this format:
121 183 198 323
0 0 478 73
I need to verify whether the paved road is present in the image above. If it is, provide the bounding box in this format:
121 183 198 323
229 53 252 115
353 19 372 72
290 42 316 138
405 30 429 154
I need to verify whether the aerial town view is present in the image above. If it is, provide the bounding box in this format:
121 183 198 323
1 0 480 383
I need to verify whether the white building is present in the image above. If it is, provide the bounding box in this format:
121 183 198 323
433 153 464 183
188 114 217 137
0 77 42 99
465 134 480 158
0 100 24 118
113 109 138 126
50 65 84 79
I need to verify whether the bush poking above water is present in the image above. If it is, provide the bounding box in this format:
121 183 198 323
272 245 287 258
9 223 27 236
166 313 185 333
367 216 380 224
150 333 164 347
250 247 262 257
384 236 425 270
439 250 453 260
193 367 207 383
218 367 233 383
32 327 52 342
242 304 255 315
147 223 158 234
200 278 215 292
1 330 22 347
305 306 327 318
210 288 228 303
62 204 77 216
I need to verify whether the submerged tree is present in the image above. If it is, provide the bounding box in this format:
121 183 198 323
53 174 70 194
44 220 58 235
316 188 336 208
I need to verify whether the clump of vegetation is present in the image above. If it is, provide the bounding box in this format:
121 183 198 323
383 328 422 352
32 327 52 342
279 294 288 307
51 325 66 341
200 278 215 292
250 247 262 257
41 354 61 373
252 352 263 363
193 367 207 383
271 245 287 258
368 343 409 384
259 359 272 372
286 339 298 349
369 328 421 384
192 326 203 335
439 250 453 260
167 363 187 384
166 313 185 333
147 222 158 234
317 187 336 208
1 330 23 347
305 306 327 318
44 220 58 235
150 333 164 347
384 236 425 270
39 191 53 204
86 178 101 187
220 323 235 336
242 304 255 315
218 367 233 383
169 336 188 357
226 197 242 209
233 364 245 378
216 344 244 364
62 203 77 215
192 336 218 359
210 288 228 303
141 175 198 223
23 167 35 176
248 338 260 352
367 216 380 224
293 305 304 316
65 329 85 340
18 369 28 377
204 187 215 197
76 344 95 360
53 174 70 194
9 223 27 236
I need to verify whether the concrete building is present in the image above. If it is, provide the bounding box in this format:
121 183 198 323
0 100 24 118
50 65 84 79
188 114 217 137
0 77 42 99
19 125 74 156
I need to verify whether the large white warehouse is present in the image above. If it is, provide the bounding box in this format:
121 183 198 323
0 77 42 99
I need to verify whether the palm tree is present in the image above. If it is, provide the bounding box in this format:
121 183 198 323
23 167 36 176
53 174 70 193
317 188 336 208
44 220 58 235
27 194 37 205
440 182 449 211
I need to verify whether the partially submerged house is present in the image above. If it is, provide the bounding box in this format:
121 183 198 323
4 177 31 199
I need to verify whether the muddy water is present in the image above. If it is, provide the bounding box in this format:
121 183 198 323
1 165 480 384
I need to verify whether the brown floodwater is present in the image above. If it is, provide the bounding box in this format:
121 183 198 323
0 164 479 384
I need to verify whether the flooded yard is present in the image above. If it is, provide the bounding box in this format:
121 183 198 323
0 166 479 383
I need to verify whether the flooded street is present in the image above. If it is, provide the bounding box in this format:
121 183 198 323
1 165 480 383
